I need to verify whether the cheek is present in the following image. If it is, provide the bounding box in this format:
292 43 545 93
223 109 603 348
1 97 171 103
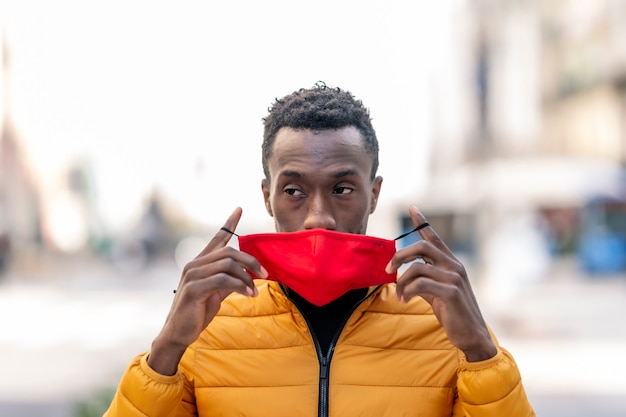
273 212 302 233
269 196 302 231
336 199 372 229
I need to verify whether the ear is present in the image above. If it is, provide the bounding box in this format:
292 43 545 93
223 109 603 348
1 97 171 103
261 178 274 217
369 176 383 214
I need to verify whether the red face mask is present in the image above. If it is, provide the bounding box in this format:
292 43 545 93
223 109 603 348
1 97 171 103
234 226 426 306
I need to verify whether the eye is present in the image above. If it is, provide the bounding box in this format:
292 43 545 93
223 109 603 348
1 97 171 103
284 187 305 197
333 186 354 195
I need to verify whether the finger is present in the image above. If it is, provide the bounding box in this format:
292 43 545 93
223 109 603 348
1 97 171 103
397 277 464 305
396 275 443 303
395 262 459 296
195 207 243 259
186 248 265 289
179 250 261 299
386 240 451 274
184 271 258 300
409 205 455 258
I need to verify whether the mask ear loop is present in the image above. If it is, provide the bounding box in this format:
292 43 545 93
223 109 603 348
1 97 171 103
221 225 428 240
220 227 239 237
394 222 430 241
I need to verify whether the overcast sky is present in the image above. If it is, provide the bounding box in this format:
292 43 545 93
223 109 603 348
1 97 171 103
1 0 458 238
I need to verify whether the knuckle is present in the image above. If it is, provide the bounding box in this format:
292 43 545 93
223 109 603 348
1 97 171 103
442 283 462 300
417 240 436 255
249 257 262 271
450 260 466 275
447 272 463 287
182 263 200 281
410 279 428 294
221 246 237 256
182 279 203 297
186 278 202 291
222 258 241 275
214 273 231 287
406 261 425 276
414 240 429 250
181 260 196 277
446 265 467 287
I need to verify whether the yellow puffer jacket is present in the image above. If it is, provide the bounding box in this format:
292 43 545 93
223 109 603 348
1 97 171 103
105 280 534 417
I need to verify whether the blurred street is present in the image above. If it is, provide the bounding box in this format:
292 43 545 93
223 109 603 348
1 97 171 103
3 0 626 416
0 253 625 416
0 253 176 417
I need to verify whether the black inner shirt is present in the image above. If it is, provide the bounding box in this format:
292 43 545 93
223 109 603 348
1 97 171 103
288 287 369 357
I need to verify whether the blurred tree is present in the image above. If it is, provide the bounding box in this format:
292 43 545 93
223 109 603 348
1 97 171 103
73 387 116 417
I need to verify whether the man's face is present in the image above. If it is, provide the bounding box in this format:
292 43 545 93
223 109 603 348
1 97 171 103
261 126 382 234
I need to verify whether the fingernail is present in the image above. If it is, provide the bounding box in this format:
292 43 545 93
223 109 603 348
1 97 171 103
246 286 257 297
385 262 392 274
260 266 269 278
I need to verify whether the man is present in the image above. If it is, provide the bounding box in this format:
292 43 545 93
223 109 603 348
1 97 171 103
105 83 535 416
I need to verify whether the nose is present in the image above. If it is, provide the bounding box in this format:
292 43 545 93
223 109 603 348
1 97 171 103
303 193 336 230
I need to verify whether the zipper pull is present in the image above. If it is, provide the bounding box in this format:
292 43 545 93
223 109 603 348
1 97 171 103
320 357 329 380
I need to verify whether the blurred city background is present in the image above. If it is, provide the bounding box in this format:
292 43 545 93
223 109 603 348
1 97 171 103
1 0 626 416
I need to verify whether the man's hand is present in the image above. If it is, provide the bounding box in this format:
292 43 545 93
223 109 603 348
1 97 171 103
386 205 497 362
147 207 268 375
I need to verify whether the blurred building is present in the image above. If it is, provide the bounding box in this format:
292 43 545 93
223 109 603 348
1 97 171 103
0 30 191 272
540 0 626 162
407 0 626 281
0 32 42 274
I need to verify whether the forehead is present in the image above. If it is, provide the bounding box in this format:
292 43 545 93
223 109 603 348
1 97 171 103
269 126 372 174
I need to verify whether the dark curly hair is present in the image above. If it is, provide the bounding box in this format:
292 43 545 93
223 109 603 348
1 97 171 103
262 82 379 180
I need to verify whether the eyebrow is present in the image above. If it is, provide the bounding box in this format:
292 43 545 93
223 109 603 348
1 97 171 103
277 169 358 179
332 169 358 178
278 170 302 178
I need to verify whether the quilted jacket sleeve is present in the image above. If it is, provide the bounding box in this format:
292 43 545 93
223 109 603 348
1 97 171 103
453 347 535 417
103 352 197 417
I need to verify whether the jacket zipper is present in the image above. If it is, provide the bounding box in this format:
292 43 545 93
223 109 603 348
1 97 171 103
319 356 329 417
285 285 381 417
